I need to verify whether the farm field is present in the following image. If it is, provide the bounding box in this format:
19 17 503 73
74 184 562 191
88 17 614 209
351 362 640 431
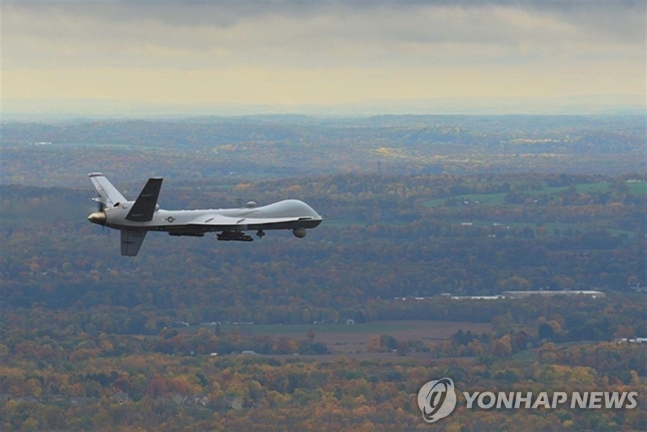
212 320 492 358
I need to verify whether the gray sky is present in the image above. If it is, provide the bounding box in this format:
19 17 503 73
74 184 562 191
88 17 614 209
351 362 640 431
2 0 645 115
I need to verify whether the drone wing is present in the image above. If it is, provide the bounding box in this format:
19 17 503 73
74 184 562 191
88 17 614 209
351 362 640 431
187 214 305 230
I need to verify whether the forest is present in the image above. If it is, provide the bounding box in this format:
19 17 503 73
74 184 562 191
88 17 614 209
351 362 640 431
2 115 644 187
1 115 646 430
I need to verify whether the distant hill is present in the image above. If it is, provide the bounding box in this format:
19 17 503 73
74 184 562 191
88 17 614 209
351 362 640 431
1 115 644 187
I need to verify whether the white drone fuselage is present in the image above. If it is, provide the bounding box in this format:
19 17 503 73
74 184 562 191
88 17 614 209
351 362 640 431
87 173 322 256
93 199 322 233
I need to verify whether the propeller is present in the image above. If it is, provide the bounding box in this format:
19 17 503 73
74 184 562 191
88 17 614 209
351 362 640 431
93 195 106 212
89 196 108 230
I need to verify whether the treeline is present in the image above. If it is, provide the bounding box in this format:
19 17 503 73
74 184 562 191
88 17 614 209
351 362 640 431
1 238 643 321
1 344 645 431
1 173 644 321
2 294 644 370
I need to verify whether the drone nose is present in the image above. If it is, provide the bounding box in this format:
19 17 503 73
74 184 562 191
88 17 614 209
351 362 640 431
88 212 106 225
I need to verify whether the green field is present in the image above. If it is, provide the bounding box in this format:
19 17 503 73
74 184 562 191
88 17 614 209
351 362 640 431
422 192 508 207
627 180 647 194
419 180 647 208
321 219 371 228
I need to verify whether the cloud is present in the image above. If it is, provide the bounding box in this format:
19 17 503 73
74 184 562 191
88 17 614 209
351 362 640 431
2 0 644 111
3 0 643 69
